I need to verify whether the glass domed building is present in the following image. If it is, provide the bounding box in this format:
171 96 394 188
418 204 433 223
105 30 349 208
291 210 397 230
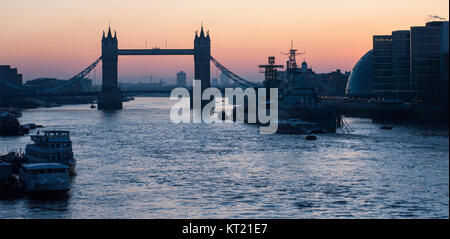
345 49 373 97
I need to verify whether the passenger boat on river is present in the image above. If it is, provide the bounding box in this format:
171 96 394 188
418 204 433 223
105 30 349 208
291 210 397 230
24 131 76 176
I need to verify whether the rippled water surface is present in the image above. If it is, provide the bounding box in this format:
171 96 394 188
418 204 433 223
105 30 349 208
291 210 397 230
0 97 448 218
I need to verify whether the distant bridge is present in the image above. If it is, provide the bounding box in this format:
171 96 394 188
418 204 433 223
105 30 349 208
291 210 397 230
1 25 339 108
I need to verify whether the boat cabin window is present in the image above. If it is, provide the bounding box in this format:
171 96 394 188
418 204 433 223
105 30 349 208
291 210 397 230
26 168 66 174
45 131 69 138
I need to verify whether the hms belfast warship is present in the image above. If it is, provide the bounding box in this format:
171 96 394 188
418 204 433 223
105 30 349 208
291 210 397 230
258 45 338 133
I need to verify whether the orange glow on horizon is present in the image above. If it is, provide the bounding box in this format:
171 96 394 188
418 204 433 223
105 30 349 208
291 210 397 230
0 0 448 84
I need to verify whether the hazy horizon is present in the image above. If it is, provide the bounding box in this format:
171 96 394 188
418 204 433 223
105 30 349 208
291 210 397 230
1 0 448 83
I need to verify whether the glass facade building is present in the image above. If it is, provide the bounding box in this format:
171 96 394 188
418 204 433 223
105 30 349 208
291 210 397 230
346 50 373 97
391 30 411 101
373 35 393 99
411 21 449 104
346 20 449 104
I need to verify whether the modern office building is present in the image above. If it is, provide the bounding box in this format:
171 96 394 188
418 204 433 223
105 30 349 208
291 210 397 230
411 21 449 104
372 35 393 99
0 65 22 88
0 65 23 105
348 20 449 103
373 31 412 101
346 50 374 97
176 71 187 87
391 30 411 101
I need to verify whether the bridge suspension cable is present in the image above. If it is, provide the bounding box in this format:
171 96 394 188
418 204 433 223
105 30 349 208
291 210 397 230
41 56 102 94
210 56 259 88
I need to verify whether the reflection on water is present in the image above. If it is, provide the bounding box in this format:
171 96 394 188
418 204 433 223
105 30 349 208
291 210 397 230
26 193 70 211
0 97 448 218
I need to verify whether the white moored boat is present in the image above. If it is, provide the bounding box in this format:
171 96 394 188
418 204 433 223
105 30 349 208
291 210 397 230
25 130 76 175
19 163 70 193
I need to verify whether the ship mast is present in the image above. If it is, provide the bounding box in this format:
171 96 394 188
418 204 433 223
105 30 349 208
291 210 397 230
281 40 305 71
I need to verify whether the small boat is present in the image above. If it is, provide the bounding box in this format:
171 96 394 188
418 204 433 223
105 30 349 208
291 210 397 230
380 125 393 130
21 123 43 134
305 135 317 141
19 163 70 193
90 104 96 109
25 130 76 176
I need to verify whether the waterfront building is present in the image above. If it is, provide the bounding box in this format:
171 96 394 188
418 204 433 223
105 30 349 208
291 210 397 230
346 50 374 97
391 30 411 101
176 71 187 87
309 69 348 96
0 66 22 87
294 60 349 96
347 20 449 104
411 21 449 104
0 65 23 106
373 35 393 99
301 60 313 73
372 30 411 101
23 77 93 93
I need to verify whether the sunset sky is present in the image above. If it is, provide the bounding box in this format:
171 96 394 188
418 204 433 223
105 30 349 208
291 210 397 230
0 0 448 84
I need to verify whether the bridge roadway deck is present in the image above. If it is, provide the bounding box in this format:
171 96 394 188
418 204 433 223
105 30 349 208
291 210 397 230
117 49 194 55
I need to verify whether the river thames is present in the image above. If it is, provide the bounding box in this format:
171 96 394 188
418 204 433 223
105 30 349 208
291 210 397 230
0 97 448 218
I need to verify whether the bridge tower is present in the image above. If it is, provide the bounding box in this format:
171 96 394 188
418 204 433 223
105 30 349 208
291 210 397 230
194 25 211 97
98 26 122 110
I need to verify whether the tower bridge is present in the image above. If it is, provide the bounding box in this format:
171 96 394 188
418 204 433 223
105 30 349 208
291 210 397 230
1 25 259 109
99 25 211 110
